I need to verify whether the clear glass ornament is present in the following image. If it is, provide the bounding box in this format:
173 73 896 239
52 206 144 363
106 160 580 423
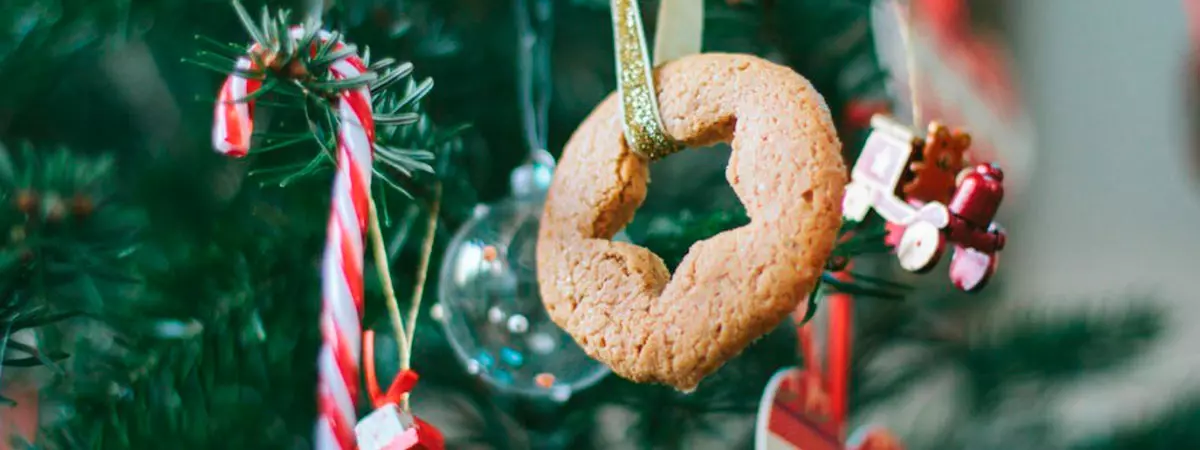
437 151 615 400
437 0 612 401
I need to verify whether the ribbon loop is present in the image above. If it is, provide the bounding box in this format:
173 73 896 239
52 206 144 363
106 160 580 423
365 330 421 409
611 0 681 160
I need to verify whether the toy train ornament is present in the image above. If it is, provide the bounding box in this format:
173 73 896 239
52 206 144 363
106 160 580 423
842 115 1007 292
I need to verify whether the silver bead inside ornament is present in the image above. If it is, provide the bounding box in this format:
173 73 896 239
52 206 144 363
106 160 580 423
487 306 506 324
506 314 530 334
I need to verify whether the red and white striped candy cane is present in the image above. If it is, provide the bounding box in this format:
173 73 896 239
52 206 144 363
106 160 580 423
212 28 375 450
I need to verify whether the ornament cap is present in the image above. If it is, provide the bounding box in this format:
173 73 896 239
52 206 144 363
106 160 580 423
510 149 556 199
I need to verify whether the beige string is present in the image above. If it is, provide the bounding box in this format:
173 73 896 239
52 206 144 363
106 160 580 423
892 0 923 128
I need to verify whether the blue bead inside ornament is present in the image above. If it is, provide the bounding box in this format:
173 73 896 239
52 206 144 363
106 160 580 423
500 347 525 368
494 370 514 384
476 351 496 370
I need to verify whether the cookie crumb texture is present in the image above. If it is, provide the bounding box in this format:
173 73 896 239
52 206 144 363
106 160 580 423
537 53 846 391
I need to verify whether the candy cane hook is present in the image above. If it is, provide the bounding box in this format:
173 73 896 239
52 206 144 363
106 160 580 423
212 27 375 450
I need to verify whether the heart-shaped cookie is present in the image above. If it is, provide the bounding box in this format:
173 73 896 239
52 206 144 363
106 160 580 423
537 53 846 391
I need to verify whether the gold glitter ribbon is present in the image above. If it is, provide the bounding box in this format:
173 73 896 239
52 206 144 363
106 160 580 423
653 0 704 66
611 0 681 160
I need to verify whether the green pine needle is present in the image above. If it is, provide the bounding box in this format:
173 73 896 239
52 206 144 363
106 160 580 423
395 78 434 109
307 72 377 91
3 341 69 370
314 30 342 62
369 57 399 72
276 155 328 188
180 57 264 80
373 168 415 199
193 34 249 55
231 0 268 50
309 45 359 68
372 62 415 92
374 112 421 125
248 134 314 155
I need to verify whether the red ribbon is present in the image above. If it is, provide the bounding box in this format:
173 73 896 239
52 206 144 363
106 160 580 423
792 266 853 440
827 272 852 437
364 330 418 409
843 100 891 131
795 326 830 417
913 0 1021 118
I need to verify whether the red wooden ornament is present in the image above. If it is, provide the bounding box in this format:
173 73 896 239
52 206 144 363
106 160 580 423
757 294 853 450
757 276 905 449
756 367 841 450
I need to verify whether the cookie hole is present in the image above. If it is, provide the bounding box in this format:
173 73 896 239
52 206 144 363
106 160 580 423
627 140 745 271
635 125 738 216
801 190 813 203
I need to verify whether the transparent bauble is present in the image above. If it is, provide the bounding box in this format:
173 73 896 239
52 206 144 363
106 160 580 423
436 153 616 401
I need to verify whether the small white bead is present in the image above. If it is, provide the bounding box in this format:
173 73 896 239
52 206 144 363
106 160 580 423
529 332 556 354
472 204 490 218
550 386 572 402
507 314 530 334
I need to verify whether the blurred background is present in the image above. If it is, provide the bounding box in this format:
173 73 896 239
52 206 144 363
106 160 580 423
1 0 1198 449
997 0 1200 441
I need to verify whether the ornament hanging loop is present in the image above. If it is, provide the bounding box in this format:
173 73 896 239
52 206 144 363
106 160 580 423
611 0 682 160
510 149 556 199
511 0 556 198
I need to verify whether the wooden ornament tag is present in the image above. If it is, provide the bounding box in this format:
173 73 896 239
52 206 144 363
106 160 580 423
356 404 420 450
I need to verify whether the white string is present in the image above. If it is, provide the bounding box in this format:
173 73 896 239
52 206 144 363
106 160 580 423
892 0 922 128
514 0 555 158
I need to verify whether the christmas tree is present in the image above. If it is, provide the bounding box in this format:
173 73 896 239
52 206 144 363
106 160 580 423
1 0 1196 449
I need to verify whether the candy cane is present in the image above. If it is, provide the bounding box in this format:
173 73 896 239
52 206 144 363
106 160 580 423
212 28 374 450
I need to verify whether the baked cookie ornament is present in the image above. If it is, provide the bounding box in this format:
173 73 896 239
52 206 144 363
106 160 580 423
536 51 846 389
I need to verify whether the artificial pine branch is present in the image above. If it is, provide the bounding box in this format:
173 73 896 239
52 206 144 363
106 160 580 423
1074 393 1200 450
187 1 445 200
0 142 140 405
848 291 1170 449
0 0 134 121
42 3 459 446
